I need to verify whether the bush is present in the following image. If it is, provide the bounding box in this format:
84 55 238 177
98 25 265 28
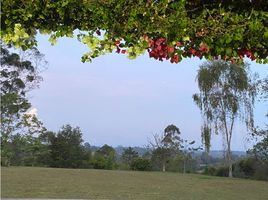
215 166 229 177
253 162 268 181
203 166 216 176
130 158 152 171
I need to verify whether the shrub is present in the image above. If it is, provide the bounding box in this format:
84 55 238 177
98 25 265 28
130 158 152 171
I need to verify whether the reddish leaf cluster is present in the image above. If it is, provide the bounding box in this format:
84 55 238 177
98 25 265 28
144 36 213 64
188 48 202 59
238 48 256 61
114 40 127 54
147 37 181 64
112 36 262 65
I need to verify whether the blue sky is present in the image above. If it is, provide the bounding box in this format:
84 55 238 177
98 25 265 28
29 34 268 151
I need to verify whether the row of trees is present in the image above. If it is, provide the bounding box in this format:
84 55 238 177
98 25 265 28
1 123 198 174
2 121 267 180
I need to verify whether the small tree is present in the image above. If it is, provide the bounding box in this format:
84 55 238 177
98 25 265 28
49 125 85 168
180 140 202 174
93 144 117 170
149 124 182 172
121 147 139 169
193 60 258 177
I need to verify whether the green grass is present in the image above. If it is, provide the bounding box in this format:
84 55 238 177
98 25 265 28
1 167 268 200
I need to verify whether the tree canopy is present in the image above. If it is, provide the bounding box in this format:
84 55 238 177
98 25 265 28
1 0 268 64
193 60 258 177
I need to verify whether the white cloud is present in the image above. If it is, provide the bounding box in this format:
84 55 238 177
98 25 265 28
26 108 38 117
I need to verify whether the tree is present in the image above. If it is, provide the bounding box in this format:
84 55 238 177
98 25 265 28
1 1 267 64
92 144 117 170
248 77 268 163
149 124 182 172
0 45 46 165
49 125 86 168
249 133 268 163
121 147 139 169
17 113 47 166
193 60 258 177
0 113 47 167
180 140 202 174
1 46 43 136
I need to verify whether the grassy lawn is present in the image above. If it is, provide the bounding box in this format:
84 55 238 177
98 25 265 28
1 167 268 200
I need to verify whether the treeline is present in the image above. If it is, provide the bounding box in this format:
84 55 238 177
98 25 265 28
204 157 268 181
1 124 197 173
2 123 267 180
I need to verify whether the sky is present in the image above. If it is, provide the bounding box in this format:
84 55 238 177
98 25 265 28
29 34 268 151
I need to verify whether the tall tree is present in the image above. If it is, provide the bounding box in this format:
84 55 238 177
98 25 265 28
193 60 258 177
0 45 46 166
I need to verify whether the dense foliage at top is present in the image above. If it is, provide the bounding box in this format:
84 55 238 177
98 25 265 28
1 0 268 63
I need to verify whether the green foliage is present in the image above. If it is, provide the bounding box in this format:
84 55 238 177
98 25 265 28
121 147 139 169
0 45 45 166
1 1 268 63
150 124 182 172
130 158 152 171
1 115 47 167
248 127 268 163
49 125 86 168
193 60 258 177
0 45 43 131
92 144 117 170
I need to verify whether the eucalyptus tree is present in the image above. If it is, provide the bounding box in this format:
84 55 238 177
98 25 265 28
0 45 46 166
193 60 258 177
150 124 182 172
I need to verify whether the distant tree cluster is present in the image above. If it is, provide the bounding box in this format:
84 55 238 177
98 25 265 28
0 123 201 174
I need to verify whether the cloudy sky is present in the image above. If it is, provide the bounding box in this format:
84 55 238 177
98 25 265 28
29 34 268 151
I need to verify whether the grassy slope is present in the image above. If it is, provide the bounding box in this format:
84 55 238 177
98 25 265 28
1 167 268 200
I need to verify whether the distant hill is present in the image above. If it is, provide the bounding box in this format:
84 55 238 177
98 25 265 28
87 144 246 158
114 146 149 156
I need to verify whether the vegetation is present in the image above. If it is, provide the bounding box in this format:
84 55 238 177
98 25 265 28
193 60 258 177
0 45 47 166
121 147 139 169
47 125 88 168
204 157 268 181
149 124 182 172
1 1 268 63
2 167 268 200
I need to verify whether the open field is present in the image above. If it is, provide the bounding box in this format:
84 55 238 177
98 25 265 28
1 167 268 200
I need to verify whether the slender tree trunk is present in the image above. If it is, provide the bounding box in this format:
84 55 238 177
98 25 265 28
227 144 232 177
162 161 166 172
222 114 234 178
183 159 186 174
